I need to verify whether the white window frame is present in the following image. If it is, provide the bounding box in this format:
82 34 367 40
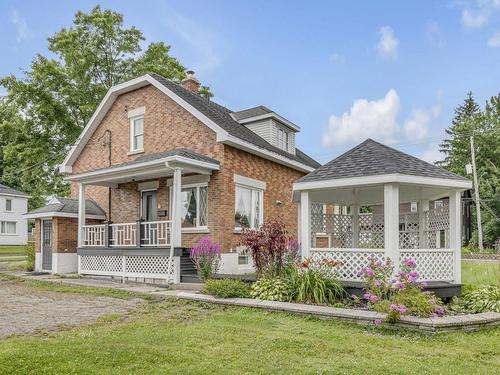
129 115 144 153
170 182 209 232
5 198 12 212
0 221 17 235
277 128 289 151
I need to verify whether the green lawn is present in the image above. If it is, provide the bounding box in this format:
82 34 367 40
0 246 26 256
0 277 499 374
462 260 500 288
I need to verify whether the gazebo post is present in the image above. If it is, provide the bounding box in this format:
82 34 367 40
384 183 400 271
449 190 462 283
351 204 359 248
418 199 429 248
300 191 311 259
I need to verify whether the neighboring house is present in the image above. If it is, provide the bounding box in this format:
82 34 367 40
25 71 320 279
0 183 29 246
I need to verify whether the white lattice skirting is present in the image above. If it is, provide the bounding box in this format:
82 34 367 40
310 248 455 282
310 248 385 281
79 254 176 282
400 249 454 281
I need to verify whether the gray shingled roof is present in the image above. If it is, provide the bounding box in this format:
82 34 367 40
148 73 321 169
0 183 29 197
82 148 220 174
231 106 272 121
297 139 469 183
25 197 105 216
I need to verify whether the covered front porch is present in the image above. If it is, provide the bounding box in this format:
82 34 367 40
70 149 220 283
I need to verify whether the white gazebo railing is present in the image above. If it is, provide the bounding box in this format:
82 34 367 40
309 204 455 282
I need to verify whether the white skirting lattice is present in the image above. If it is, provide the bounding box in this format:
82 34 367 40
79 254 176 282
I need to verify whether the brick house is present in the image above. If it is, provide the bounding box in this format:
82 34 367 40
25 71 320 282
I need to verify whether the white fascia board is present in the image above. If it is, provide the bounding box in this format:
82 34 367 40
293 174 472 191
23 212 106 220
219 134 315 173
65 155 219 184
0 193 31 199
237 113 301 132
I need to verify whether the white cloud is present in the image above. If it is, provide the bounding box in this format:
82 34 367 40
10 10 32 43
322 90 441 147
426 21 444 48
329 53 346 63
488 31 500 47
165 12 221 73
419 145 444 164
376 26 399 59
462 9 489 28
322 89 401 146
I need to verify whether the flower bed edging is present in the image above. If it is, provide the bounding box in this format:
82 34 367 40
173 292 500 333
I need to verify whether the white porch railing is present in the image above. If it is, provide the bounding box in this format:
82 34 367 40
81 220 172 248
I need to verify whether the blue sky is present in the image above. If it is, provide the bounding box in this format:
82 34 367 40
1 0 499 164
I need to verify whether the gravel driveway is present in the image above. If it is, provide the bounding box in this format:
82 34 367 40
0 279 143 337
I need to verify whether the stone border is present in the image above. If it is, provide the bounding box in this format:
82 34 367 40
172 292 500 333
462 253 499 261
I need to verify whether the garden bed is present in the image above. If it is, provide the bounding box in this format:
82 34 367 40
173 291 500 333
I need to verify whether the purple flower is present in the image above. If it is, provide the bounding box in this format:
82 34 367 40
398 305 408 314
365 268 375 277
373 280 382 287
395 281 405 289
436 306 445 315
428 300 435 305
397 270 407 277
430 313 438 318
421 281 428 288
409 270 419 278
373 319 382 326
423 290 432 296
404 258 417 269
390 304 398 311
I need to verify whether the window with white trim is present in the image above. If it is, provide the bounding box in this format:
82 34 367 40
0 221 16 234
234 185 263 230
175 184 208 229
129 115 144 152
277 128 289 151
5 199 12 212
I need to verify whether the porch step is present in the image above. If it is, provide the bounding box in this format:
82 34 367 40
179 247 199 283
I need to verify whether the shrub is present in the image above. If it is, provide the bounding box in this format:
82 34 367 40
190 237 221 281
24 243 35 272
288 259 345 305
204 279 251 298
457 285 500 313
240 220 298 277
250 277 291 301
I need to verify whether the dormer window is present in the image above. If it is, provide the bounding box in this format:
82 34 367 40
277 128 289 151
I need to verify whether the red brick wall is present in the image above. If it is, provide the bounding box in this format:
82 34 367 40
69 83 306 252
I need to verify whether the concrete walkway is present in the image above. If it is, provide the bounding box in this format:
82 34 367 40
3 271 499 333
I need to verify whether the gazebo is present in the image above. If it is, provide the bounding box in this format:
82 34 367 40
293 139 472 291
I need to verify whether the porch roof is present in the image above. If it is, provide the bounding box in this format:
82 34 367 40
66 148 220 186
24 197 106 220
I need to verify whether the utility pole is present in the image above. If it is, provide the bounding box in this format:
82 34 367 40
470 134 484 252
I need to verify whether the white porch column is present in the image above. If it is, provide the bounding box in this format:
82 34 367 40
449 190 462 283
77 183 86 248
351 204 359 248
171 167 182 248
384 183 399 269
300 191 311 259
418 199 429 248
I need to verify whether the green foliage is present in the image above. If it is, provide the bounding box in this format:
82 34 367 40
287 267 345 305
438 92 500 246
456 285 500 313
392 288 443 318
0 6 202 208
250 277 291 301
24 243 35 272
204 279 251 299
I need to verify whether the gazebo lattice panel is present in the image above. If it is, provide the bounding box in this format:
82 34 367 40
359 214 385 249
310 248 385 281
400 250 454 281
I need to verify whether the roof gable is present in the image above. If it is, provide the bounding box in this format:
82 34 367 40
61 73 318 174
298 139 469 183
0 183 29 197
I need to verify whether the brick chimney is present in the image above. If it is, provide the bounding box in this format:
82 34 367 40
181 70 200 94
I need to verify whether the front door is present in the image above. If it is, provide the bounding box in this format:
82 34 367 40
42 220 52 270
141 191 158 221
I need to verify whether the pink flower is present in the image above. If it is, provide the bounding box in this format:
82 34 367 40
428 300 435 305
404 258 417 269
373 319 382 326
423 290 432 296
365 268 375 277
373 280 382 287
398 305 408 314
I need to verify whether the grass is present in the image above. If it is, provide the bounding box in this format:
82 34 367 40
0 246 26 256
0 276 499 374
0 256 27 262
461 260 500 288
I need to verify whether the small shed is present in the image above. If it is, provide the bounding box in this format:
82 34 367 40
293 139 472 287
